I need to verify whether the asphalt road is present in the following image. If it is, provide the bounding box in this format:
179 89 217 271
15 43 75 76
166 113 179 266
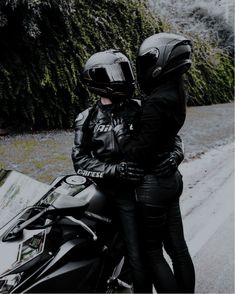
179 142 234 293
0 103 234 293
193 214 234 293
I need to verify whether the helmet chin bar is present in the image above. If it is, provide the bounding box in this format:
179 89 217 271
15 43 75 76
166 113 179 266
104 87 131 102
109 94 129 103
87 83 135 101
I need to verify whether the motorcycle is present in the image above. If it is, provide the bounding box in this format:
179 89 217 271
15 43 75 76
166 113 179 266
0 169 131 293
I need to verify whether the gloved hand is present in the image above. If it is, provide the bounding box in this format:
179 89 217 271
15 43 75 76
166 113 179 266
112 118 130 140
154 153 178 177
117 162 144 182
111 117 124 127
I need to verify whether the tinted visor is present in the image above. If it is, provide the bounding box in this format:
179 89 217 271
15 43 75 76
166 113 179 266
83 62 134 84
137 48 159 76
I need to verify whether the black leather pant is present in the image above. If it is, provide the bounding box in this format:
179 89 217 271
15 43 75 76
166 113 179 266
136 170 195 293
102 183 152 293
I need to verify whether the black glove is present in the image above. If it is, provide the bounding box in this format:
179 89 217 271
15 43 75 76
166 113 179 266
117 162 144 182
112 118 130 141
111 117 124 127
154 153 178 177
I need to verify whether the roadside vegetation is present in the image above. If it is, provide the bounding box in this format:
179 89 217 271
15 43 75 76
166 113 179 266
0 0 233 130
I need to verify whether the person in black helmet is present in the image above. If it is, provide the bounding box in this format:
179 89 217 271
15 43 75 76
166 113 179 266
113 33 196 293
71 49 184 293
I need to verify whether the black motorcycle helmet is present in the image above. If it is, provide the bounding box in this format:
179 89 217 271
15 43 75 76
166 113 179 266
137 33 192 94
82 49 135 101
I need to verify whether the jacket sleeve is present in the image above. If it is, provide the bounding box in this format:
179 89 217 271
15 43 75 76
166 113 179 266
117 97 184 167
118 98 165 164
171 135 184 165
71 109 118 179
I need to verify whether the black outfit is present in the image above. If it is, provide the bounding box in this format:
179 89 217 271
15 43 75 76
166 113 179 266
72 100 151 293
72 99 184 293
72 100 140 180
119 80 186 168
117 79 195 293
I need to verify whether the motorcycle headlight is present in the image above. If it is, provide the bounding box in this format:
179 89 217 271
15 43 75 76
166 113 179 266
0 273 22 293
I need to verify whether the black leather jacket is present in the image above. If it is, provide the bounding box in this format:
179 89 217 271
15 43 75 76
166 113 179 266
72 99 140 179
118 79 187 169
71 98 184 180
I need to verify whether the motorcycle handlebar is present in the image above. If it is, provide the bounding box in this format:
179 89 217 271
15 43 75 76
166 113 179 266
64 211 112 242
84 211 112 224
65 216 98 241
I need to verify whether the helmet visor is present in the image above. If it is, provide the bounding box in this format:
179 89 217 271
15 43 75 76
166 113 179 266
83 62 134 84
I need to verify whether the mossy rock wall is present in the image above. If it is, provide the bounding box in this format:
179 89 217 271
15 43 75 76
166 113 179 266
0 0 233 130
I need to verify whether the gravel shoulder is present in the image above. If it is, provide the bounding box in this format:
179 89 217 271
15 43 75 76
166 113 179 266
0 102 234 183
179 102 234 160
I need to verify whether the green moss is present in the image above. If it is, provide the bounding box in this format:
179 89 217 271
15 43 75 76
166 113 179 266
31 160 44 170
186 38 233 105
0 0 233 130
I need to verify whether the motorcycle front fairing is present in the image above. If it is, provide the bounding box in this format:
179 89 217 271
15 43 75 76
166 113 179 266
0 169 56 281
17 230 125 293
0 170 94 276
14 238 105 293
0 169 124 293
0 169 52 230
0 170 96 232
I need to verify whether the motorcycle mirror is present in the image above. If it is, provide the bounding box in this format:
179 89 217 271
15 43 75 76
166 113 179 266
49 195 89 216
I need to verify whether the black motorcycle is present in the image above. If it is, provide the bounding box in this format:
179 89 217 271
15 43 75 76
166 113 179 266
0 169 131 293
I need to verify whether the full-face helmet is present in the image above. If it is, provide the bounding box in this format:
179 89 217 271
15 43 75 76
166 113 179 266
137 33 192 94
82 49 135 101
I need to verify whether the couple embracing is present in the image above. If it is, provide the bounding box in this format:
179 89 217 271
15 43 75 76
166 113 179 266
72 32 195 293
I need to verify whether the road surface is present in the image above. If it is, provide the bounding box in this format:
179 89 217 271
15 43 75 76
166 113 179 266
0 102 234 293
179 142 234 293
